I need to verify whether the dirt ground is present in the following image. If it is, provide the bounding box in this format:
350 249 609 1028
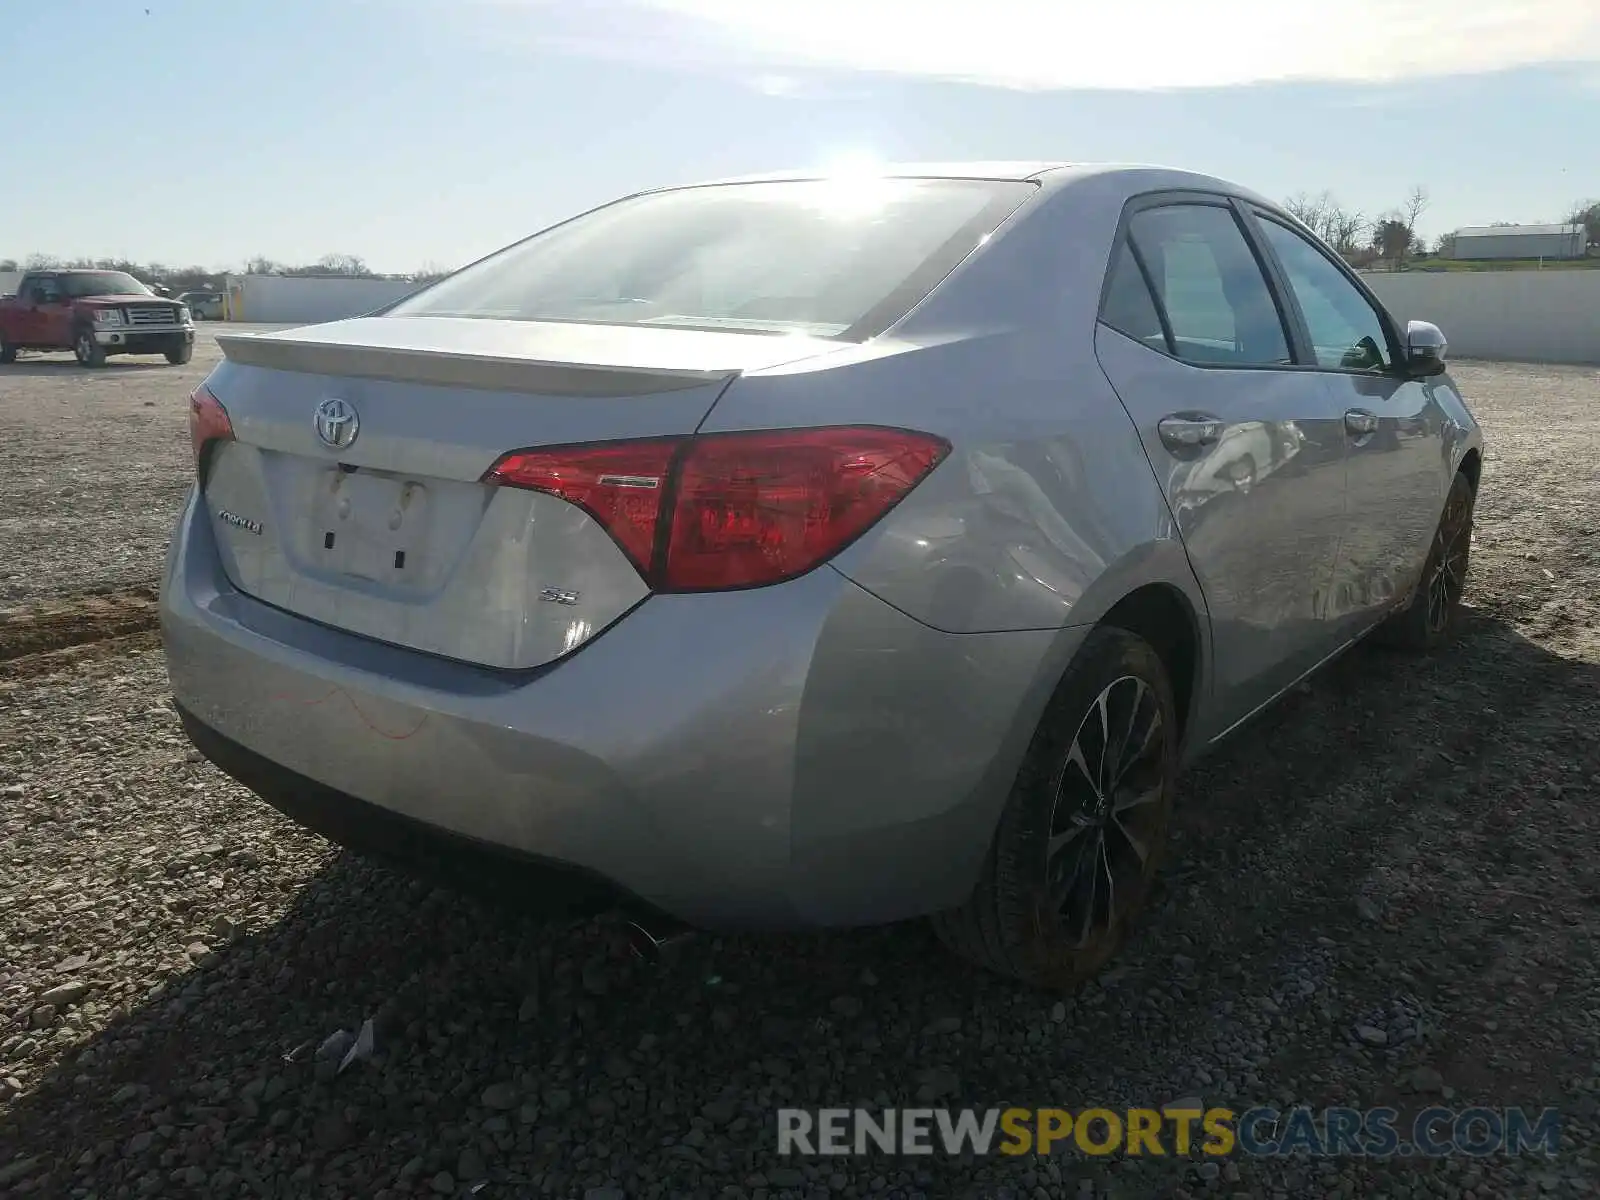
1 344 1597 1199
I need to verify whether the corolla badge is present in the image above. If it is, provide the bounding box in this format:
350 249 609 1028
314 397 360 450
217 509 262 535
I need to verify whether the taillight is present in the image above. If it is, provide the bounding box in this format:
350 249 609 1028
661 428 948 589
188 383 234 475
483 438 679 577
484 426 949 592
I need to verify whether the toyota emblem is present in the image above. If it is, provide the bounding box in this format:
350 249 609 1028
314 397 360 450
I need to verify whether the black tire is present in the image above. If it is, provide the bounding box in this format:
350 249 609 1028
0 338 16 364
73 327 107 368
1375 470 1475 652
932 625 1179 990
165 339 194 365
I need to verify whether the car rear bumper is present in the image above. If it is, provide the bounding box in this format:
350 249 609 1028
161 487 1072 930
175 702 679 923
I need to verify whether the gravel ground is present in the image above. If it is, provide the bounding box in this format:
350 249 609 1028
0 328 282 607
2 355 1598 1198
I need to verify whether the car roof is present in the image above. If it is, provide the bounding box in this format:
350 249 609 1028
655 161 1278 206
696 161 1073 185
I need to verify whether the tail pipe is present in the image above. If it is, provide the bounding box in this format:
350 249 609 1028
619 910 697 961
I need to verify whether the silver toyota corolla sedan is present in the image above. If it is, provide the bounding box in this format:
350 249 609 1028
162 162 1482 988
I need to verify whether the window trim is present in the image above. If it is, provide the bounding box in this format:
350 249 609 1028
1243 205 1409 377
1094 189 1303 373
1099 236 1174 354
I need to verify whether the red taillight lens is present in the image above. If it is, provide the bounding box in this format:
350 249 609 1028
188 383 234 472
663 427 948 590
483 426 949 592
483 438 680 576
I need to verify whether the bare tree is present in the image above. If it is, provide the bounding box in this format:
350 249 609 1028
1282 190 1369 258
1370 186 1430 270
1401 186 1429 240
1327 209 1369 258
411 261 453 283
7 251 399 282
1567 198 1600 245
1396 186 1429 267
314 253 370 277
1284 191 1334 232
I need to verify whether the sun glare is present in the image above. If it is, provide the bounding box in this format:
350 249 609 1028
806 152 895 216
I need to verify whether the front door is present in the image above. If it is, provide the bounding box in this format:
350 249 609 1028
1094 197 1350 740
26 276 71 346
1249 213 1448 640
14 276 53 344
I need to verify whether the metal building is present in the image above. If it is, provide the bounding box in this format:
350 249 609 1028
1449 223 1588 261
220 274 425 324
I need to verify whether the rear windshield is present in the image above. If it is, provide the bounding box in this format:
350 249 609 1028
389 178 1036 339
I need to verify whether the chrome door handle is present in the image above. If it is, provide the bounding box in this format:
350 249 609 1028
1345 409 1378 436
1157 414 1224 451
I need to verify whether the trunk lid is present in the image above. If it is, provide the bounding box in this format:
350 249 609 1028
200 316 844 669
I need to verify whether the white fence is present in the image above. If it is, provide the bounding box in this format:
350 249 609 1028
221 275 424 325
8 265 1598 362
1363 269 1600 365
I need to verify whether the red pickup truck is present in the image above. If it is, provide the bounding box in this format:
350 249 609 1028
0 269 195 367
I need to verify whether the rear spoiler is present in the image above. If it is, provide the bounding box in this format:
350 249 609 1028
213 332 738 397
356 284 427 320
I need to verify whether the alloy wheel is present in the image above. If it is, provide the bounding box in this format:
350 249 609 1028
1044 675 1168 948
1426 487 1472 634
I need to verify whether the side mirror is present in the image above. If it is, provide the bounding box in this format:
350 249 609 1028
1404 320 1448 377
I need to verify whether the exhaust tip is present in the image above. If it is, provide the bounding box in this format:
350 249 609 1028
619 912 696 961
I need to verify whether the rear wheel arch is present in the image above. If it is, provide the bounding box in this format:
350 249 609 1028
1097 582 1202 746
932 620 1181 987
931 579 1202 952
1048 536 1210 750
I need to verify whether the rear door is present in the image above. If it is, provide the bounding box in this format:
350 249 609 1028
1094 194 1350 738
1247 211 1447 640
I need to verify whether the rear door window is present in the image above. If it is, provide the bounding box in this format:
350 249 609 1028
1126 204 1292 367
1099 240 1168 352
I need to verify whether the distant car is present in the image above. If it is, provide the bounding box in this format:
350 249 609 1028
178 291 225 321
162 162 1482 988
0 269 195 366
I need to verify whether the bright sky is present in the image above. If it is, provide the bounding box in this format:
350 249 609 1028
5 0 1598 272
